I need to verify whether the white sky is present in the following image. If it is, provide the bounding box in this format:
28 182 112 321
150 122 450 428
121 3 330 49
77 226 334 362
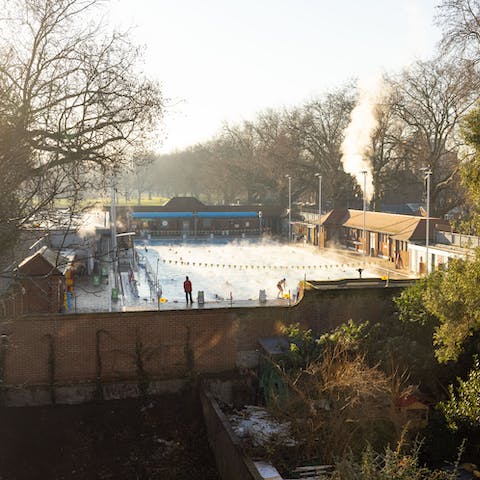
109 0 441 154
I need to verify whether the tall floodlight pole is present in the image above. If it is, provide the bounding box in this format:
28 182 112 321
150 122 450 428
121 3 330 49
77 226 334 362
110 177 118 288
286 175 292 243
315 173 322 247
361 170 367 256
421 168 432 274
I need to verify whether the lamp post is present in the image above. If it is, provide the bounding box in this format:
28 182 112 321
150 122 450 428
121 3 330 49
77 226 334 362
110 178 118 289
286 175 292 243
421 168 432 274
361 170 367 256
315 173 322 247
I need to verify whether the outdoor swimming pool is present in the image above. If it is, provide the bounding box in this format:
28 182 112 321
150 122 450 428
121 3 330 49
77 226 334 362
131 239 373 305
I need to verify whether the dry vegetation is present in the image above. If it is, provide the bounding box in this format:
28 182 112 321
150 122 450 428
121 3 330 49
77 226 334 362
264 346 405 466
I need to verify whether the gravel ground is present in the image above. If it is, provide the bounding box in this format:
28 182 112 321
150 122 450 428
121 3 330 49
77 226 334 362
0 392 220 480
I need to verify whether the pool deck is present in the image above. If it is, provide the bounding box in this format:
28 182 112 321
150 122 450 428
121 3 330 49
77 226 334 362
70 246 416 314
72 274 294 313
324 247 415 280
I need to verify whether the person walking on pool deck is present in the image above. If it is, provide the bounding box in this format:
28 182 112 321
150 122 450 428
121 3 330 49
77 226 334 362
184 276 193 304
277 278 286 298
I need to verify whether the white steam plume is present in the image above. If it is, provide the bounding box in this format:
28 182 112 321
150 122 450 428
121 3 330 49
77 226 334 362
341 73 388 202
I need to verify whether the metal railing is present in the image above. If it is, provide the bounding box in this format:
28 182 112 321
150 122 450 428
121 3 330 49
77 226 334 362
436 231 480 249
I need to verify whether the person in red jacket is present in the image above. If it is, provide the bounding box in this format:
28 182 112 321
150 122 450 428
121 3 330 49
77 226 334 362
184 276 193 304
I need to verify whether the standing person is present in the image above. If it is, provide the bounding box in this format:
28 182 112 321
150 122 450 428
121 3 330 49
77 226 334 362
277 278 286 298
184 276 193 304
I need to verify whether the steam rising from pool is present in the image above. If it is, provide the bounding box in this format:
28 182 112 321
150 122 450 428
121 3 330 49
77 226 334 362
134 239 373 304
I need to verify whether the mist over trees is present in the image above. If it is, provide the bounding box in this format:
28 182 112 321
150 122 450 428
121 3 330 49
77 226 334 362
129 88 361 208
121 0 480 224
137 49 478 216
0 0 163 257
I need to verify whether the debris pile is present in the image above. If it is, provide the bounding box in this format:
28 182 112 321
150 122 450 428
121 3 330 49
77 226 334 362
228 405 297 447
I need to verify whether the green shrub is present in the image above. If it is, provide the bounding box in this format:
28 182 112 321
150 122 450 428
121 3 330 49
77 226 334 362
439 356 480 434
332 444 457 480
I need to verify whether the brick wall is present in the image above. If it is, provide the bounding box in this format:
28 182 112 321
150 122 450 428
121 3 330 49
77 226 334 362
0 285 406 389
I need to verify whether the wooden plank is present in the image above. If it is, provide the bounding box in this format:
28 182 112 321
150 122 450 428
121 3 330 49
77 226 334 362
294 465 334 472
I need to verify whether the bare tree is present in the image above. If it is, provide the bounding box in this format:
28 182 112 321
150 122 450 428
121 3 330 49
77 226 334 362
207 111 305 205
387 58 479 214
203 134 247 204
149 95 361 209
0 0 163 263
369 102 396 209
364 92 420 210
437 0 480 61
249 110 305 204
287 86 359 208
221 120 261 203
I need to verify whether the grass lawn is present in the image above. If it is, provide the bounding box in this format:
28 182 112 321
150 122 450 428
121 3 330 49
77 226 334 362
55 196 168 208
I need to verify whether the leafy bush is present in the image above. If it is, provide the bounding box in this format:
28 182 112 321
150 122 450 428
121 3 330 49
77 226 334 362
280 321 369 372
280 323 322 370
394 250 480 362
439 356 480 434
318 319 370 352
331 444 457 480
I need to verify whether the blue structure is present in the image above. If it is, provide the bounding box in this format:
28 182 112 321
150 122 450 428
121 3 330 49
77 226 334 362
125 197 281 238
131 212 193 219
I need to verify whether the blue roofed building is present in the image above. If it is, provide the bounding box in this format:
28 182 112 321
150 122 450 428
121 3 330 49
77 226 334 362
121 197 282 238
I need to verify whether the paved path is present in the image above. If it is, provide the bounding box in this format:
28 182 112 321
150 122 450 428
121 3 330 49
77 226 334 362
323 247 415 280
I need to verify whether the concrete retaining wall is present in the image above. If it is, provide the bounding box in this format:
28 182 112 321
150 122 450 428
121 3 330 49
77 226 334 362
200 385 267 480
